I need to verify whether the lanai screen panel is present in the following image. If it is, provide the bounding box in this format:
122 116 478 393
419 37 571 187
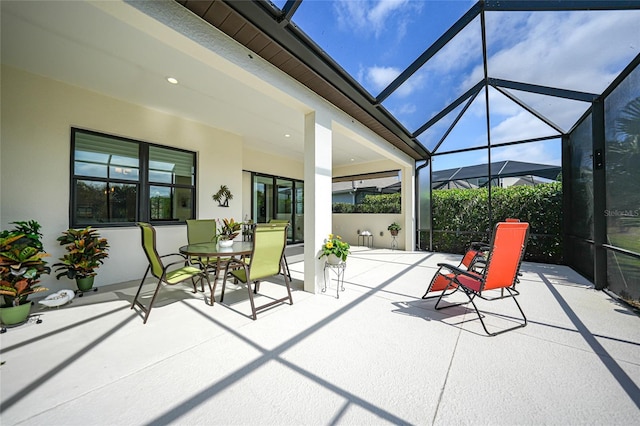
604 64 640 300
485 10 640 94
567 114 595 279
289 0 472 99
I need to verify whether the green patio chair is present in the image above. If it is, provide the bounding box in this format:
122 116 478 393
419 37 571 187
186 219 228 287
186 219 217 244
132 222 213 324
268 219 292 280
220 223 292 320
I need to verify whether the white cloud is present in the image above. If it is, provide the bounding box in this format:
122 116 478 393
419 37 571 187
456 10 640 142
467 11 640 93
369 0 409 36
490 111 558 144
489 141 561 166
365 65 424 97
334 0 411 38
395 103 417 116
367 65 400 90
424 16 483 75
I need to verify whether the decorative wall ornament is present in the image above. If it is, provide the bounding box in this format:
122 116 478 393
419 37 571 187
212 185 233 207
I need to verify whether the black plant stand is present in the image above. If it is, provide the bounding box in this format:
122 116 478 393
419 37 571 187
75 287 98 297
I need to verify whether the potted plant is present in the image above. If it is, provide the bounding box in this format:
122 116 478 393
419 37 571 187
53 227 109 292
388 222 401 236
216 218 241 247
318 234 351 264
212 185 233 207
0 220 50 325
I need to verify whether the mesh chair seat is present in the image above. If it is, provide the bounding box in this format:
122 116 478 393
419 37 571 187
221 223 293 320
424 221 530 336
186 219 236 284
132 222 213 324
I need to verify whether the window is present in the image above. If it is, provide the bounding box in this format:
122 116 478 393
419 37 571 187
70 128 196 227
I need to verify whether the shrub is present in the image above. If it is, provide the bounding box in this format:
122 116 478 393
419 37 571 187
332 192 401 214
432 182 562 263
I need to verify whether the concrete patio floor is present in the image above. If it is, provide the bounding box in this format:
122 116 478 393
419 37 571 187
1 247 639 425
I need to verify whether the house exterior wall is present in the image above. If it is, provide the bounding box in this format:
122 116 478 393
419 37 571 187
0 65 244 292
1 0 417 295
332 214 405 250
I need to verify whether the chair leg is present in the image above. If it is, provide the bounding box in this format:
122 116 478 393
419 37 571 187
434 280 469 310
131 278 163 324
462 286 527 336
282 261 293 305
247 281 258 320
131 266 151 310
250 260 294 320
281 255 292 280
203 272 215 306
220 265 230 303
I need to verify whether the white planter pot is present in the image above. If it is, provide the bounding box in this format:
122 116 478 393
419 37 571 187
327 254 344 265
218 239 234 248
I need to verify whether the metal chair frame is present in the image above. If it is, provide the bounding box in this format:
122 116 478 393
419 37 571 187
132 222 213 324
221 223 293 320
431 222 530 336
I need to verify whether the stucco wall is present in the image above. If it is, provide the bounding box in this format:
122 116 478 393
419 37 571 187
0 66 244 293
332 214 405 250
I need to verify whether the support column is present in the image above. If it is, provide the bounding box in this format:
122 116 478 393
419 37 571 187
592 99 607 289
401 165 416 251
304 111 333 293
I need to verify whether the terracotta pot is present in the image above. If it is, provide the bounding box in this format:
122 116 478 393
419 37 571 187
390 229 399 236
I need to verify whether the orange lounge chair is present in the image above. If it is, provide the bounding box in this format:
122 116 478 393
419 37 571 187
421 240 489 299
428 221 530 336
422 218 522 300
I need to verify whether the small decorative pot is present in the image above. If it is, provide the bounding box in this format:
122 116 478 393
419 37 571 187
327 253 344 265
390 229 399 236
76 275 95 292
0 302 31 325
218 239 234 248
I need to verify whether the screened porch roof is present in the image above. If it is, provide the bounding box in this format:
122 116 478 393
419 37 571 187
179 0 640 162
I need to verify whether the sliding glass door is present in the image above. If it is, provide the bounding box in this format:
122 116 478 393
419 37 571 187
251 173 303 244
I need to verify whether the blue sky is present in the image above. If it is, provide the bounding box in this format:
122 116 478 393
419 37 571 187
273 0 640 170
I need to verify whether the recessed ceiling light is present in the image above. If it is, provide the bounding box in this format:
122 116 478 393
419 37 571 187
350 158 355 162
284 134 291 138
166 77 178 84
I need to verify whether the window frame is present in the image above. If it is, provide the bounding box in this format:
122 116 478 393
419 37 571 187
69 128 197 228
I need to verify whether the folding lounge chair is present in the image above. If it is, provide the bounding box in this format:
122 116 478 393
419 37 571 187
422 218 521 299
221 223 293 320
429 221 530 336
132 222 213 324
421 240 489 300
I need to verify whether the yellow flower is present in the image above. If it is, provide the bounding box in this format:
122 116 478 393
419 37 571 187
325 241 334 249
336 235 342 240
328 233 333 239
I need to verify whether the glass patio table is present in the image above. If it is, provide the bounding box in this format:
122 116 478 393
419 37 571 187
179 241 253 280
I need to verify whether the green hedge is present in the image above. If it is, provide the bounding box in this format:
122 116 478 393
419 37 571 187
332 183 562 263
432 182 562 263
333 192 401 213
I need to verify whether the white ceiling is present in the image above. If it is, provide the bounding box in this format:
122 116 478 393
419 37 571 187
0 0 387 169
